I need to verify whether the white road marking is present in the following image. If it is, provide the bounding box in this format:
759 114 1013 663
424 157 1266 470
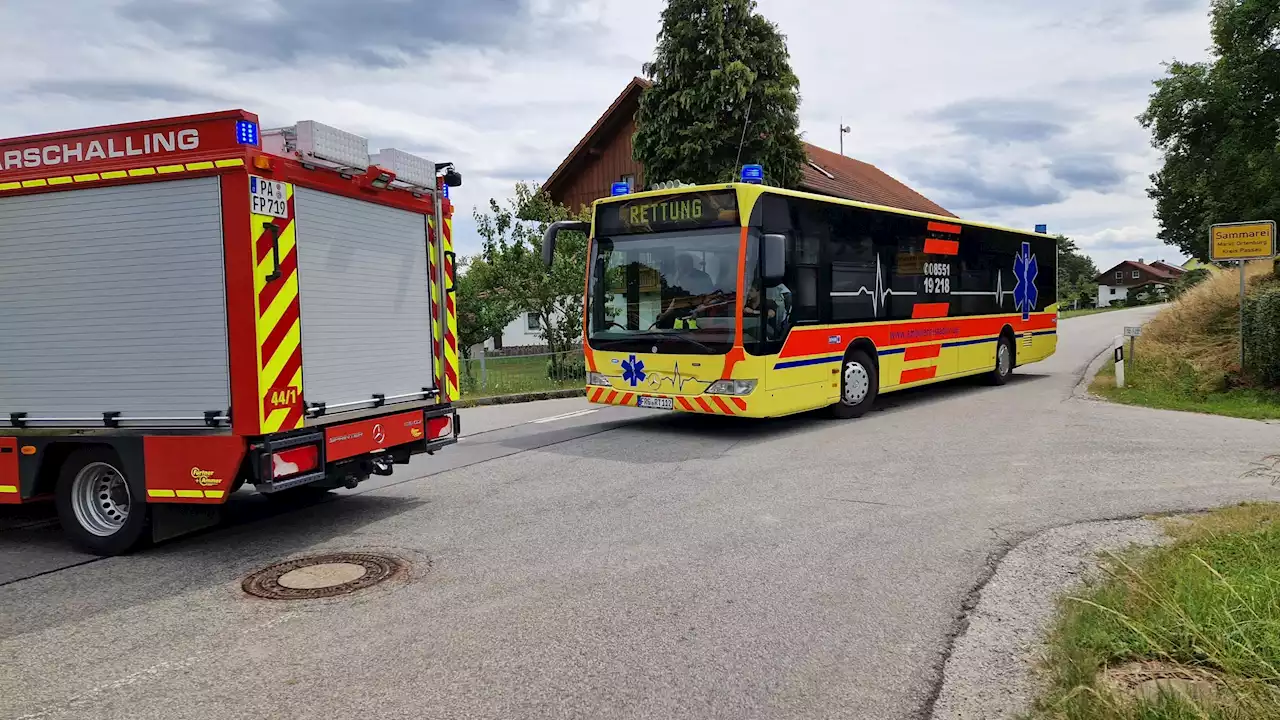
530 409 600 424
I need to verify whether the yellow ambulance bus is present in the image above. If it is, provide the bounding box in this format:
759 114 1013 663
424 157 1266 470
542 176 1057 419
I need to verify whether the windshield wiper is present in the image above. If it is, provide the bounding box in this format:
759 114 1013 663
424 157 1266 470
600 331 718 354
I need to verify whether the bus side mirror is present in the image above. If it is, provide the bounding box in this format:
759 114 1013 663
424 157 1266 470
763 233 787 282
542 220 590 268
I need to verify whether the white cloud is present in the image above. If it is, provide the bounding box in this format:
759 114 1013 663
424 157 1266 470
0 0 1213 270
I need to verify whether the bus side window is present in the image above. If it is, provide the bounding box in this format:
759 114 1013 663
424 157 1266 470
885 215 928 321
787 199 823 324
829 205 876 322
759 194 819 325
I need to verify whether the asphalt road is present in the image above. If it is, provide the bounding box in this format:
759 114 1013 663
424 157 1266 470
3 307 1278 720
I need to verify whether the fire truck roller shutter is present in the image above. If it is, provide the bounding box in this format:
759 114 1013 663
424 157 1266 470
291 187 435 416
0 177 230 427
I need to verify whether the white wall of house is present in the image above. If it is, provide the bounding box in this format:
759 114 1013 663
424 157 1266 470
483 307 568 350
1097 284 1127 308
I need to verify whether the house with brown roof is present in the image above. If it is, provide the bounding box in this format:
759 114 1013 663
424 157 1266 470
1095 258 1186 308
542 77 954 218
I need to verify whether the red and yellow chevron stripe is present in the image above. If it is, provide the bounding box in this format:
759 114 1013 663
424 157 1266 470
443 212 459 401
427 203 460 401
251 180 305 433
587 388 748 416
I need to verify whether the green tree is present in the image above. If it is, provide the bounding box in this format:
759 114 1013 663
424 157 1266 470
454 255 519 366
1055 235 1099 307
473 183 589 374
1140 0 1280 260
633 0 807 188
1172 266 1212 297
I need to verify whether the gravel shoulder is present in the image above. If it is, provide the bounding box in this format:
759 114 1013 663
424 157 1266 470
928 518 1170 720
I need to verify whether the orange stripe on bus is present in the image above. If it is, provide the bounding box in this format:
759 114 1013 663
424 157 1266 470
923 238 959 255
903 344 942 361
911 303 950 319
731 397 747 411
695 397 714 413
900 366 938 385
605 390 618 404
620 393 633 406
927 221 962 235
711 397 735 415
778 313 1054 359
589 388 604 402
677 397 695 411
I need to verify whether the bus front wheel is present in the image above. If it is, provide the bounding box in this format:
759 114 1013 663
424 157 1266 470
831 350 878 419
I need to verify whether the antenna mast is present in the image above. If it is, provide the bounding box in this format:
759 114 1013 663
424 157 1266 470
732 94 755 182
840 119 851 156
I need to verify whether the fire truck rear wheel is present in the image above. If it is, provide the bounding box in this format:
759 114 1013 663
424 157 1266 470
55 447 150 557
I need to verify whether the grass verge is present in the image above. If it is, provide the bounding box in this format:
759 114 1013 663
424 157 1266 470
1061 306 1132 319
459 353 583 399
1087 262 1280 421
1090 361 1280 421
1030 503 1280 719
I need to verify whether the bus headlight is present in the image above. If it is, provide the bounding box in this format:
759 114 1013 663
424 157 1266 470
587 372 611 387
706 379 757 396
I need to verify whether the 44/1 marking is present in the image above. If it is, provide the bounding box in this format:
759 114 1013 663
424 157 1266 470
268 387 298 410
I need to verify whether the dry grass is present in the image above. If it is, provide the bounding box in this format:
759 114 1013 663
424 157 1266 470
1131 262 1276 395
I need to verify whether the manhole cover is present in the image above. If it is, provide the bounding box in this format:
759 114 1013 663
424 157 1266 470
242 552 407 600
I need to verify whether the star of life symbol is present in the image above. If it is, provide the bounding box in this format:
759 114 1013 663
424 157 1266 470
621 355 646 387
1013 241 1039 321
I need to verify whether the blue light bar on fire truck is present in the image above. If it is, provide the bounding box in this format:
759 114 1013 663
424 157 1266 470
235 120 260 146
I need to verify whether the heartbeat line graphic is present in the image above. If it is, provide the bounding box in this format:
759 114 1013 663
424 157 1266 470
950 271 1015 306
647 361 701 392
830 254 917 317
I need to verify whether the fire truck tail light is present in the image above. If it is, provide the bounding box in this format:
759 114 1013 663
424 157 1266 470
272 444 320 479
252 155 273 170
427 416 452 440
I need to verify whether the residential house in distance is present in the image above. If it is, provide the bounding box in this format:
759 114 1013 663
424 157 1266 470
541 76 955 217
1095 258 1186 308
1182 258 1222 273
482 311 546 352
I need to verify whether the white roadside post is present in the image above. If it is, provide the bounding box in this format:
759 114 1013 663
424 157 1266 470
1114 335 1126 388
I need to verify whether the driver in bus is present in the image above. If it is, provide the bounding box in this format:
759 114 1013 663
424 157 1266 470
670 253 714 296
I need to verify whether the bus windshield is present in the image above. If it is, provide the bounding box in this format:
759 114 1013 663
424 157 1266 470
588 227 743 355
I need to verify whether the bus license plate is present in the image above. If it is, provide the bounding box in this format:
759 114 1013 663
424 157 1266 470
638 396 674 411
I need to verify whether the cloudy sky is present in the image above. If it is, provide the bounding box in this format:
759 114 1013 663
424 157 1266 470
0 0 1214 272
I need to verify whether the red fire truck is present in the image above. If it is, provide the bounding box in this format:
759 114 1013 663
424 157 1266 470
0 110 462 555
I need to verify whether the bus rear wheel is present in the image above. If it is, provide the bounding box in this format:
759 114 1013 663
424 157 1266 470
988 335 1015 386
55 447 150 556
831 350 878 419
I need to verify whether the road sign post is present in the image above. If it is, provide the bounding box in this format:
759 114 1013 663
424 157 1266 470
1123 326 1141 374
1114 335 1126 388
1240 259 1247 368
1210 221 1276 369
